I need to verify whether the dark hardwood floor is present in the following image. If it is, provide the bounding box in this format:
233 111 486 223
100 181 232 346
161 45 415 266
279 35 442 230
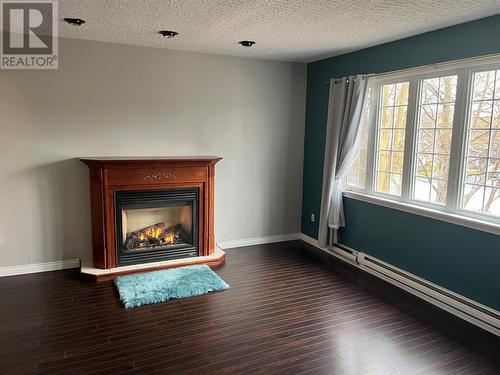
0 241 499 374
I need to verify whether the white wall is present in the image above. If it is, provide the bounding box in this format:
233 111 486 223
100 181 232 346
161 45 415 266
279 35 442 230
0 37 306 267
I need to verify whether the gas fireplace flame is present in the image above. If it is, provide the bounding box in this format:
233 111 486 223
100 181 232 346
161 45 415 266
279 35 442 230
146 227 162 239
165 232 175 244
124 222 188 252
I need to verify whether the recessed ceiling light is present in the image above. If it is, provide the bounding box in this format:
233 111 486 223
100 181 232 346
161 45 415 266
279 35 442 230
159 30 178 38
63 18 85 26
238 41 255 47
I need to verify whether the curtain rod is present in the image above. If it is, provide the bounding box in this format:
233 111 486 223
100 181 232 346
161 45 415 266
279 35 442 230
326 74 374 85
324 52 500 85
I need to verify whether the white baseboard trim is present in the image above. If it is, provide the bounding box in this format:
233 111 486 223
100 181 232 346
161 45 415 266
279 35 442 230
0 259 81 277
1 233 302 276
299 233 500 337
217 233 300 250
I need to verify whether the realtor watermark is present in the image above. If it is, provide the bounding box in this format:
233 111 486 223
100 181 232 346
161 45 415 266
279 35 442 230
1 0 58 69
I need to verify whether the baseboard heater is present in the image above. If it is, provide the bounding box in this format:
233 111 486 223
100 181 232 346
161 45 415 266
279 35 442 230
300 234 500 337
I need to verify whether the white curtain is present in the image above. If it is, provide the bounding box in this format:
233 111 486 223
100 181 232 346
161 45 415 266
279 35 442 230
317 75 373 247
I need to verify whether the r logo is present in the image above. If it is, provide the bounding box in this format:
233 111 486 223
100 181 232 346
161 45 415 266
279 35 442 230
2 2 53 54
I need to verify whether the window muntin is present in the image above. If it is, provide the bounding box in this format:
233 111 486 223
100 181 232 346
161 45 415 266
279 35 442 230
412 75 457 204
461 69 500 217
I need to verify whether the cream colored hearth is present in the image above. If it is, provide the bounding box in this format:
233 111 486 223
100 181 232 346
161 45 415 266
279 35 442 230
81 245 225 282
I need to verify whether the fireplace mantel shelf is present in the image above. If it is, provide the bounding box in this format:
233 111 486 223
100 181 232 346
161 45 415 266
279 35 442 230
80 156 222 160
80 156 222 167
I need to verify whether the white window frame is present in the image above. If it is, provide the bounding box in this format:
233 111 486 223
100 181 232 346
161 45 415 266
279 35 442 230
343 54 500 235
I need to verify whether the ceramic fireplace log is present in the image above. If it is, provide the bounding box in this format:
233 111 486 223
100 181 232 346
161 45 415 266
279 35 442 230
124 223 187 251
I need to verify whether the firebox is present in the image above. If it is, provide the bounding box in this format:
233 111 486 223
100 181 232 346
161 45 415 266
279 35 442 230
115 188 199 266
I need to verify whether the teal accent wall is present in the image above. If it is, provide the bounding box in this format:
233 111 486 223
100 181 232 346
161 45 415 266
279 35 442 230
302 14 500 310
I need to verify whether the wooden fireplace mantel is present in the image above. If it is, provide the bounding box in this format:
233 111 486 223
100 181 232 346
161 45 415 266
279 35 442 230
80 156 222 272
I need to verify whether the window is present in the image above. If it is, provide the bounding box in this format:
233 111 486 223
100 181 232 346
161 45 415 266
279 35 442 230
413 75 457 204
461 69 500 217
343 57 500 227
375 82 408 196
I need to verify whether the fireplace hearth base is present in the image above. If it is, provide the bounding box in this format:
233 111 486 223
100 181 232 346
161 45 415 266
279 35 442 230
80 245 226 282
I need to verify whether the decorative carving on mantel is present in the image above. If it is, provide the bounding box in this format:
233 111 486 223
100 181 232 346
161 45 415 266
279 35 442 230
144 171 176 180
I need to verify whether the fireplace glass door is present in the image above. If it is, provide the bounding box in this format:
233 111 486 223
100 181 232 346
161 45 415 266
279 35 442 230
115 188 198 266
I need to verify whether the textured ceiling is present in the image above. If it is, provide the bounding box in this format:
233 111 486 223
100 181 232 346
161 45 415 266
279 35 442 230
53 0 500 62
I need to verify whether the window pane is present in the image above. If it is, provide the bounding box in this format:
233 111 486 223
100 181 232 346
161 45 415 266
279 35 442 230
390 174 402 195
487 160 500 187
468 130 490 157
395 82 409 106
392 130 405 151
432 155 450 180
471 101 492 129
490 130 500 158
494 101 500 128
463 184 485 212
380 107 394 128
391 152 404 174
496 72 500 100
375 82 409 196
473 71 495 101
466 157 487 185
413 76 456 204
461 69 500 218
418 130 434 153
377 172 391 193
382 84 395 106
435 129 452 154
483 188 500 216
414 177 431 201
437 104 454 128
378 150 391 172
420 105 436 128
394 106 407 128
422 78 439 103
439 76 457 103
379 129 392 149
416 154 433 178
431 179 447 205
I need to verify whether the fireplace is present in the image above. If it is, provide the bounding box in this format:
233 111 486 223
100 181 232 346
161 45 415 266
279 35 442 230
115 188 199 266
80 157 223 278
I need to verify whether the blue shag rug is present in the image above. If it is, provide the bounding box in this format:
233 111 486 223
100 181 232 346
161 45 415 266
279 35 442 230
114 265 230 308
